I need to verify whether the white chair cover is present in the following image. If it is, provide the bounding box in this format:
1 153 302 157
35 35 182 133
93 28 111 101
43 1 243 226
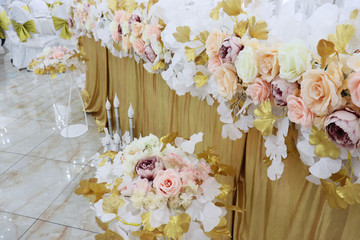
29 0 49 18
8 5 59 69
8 1 27 10
52 3 75 49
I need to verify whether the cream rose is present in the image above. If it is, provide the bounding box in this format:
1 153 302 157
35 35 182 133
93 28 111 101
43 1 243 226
205 30 228 58
257 49 279 82
347 53 360 72
235 46 258 84
301 63 343 116
121 36 132 52
208 55 221 73
278 40 311 82
131 22 144 37
214 63 238 100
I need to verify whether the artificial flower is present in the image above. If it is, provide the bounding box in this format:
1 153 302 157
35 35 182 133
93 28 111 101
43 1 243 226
214 63 238 100
153 169 182 198
246 77 271 105
271 76 299 106
205 30 228 58
235 46 258 84
287 95 314 128
219 35 243 64
135 156 164 180
347 72 360 107
257 48 280 82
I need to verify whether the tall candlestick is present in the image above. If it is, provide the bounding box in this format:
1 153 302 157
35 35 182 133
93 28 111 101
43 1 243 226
114 132 120 152
102 127 111 151
106 98 113 139
128 102 134 142
113 93 122 144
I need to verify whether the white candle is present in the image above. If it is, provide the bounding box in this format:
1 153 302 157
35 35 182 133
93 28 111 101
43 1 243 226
128 102 134 142
106 98 113 139
113 93 122 143
102 127 111 151
114 132 120 152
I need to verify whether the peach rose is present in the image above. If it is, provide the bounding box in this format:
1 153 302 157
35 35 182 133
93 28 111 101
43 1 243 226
287 95 315 128
121 36 132 52
147 24 161 40
257 49 279 82
208 55 221 73
153 169 182 198
246 77 271 105
53 51 64 59
131 22 144 37
347 72 360 107
214 63 238 100
133 39 145 55
301 63 343 116
205 30 228 58
114 10 125 23
120 11 131 24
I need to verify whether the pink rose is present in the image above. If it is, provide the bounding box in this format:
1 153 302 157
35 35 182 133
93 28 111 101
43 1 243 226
114 10 125 23
219 36 243 63
146 24 161 40
257 49 279 82
121 36 132 52
135 156 164 181
112 29 121 42
208 55 221 73
347 72 360 107
195 162 210 182
131 22 144 37
129 14 141 28
179 167 196 185
144 45 157 63
271 76 299 106
133 39 145 55
153 169 182 198
214 63 238 100
53 51 64 59
301 63 343 116
135 178 151 194
205 30 229 58
324 108 360 150
287 95 315 128
246 77 271 105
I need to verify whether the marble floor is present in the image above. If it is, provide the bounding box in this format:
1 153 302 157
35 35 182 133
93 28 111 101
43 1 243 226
0 53 104 239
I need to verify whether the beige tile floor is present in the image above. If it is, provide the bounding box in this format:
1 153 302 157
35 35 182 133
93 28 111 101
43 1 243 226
0 53 103 239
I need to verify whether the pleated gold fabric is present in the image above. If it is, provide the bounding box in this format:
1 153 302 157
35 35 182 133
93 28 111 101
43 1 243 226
82 37 360 240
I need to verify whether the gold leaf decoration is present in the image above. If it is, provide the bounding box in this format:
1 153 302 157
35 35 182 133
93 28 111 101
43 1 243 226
160 132 178 151
112 178 123 196
95 217 109 231
163 213 191 240
216 183 233 200
113 42 121 51
209 2 223 20
195 49 209 65
158 18 166 29
194 72 209 88
141 212 155 232
147 0 159 14
336 178 360 205
248 16 269 40
233 20 248 38
124 0 138 13
107 0 117 13
253 101 276 136
350 9 359 20
222 0 244 16
197 146 236 176
95 230 124 240
321 179 348 209
150 61 166 72
172 26 190 43
203 217 231 238
194 31 209 45
329 169 347 186
75 178 110 203
102 194 125 214
132 230 161 240
317 39 336 68
185 46 196 62
328 24 355 54
309 127 341 159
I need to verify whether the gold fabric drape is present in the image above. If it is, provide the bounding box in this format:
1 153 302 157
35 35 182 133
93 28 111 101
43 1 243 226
82 37 360 239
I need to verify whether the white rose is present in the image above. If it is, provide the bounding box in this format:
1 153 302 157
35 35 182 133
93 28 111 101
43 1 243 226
121 22 130 35
235 46 258 84
278 40 312 82
346 53 360 72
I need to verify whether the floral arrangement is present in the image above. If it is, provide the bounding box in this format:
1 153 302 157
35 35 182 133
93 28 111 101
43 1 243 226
29 46 87 79
76 132 238 239
68 0 360 209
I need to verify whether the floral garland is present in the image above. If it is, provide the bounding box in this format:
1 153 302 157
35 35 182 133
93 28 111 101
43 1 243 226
76 133 238 239
29 46 87 79
68 0 360 209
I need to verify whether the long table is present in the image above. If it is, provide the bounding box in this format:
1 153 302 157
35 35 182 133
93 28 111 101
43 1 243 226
81 37 360 239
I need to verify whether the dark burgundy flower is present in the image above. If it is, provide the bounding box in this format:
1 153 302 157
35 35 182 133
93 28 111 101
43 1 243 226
117 24 122 35
324 108 360 150
129 14 141 28
271 76 299 106
135 156 164 180
219 36 243 63
144 45 157 63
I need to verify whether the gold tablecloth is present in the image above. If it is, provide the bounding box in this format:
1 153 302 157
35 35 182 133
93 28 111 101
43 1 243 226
81 37 360 240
